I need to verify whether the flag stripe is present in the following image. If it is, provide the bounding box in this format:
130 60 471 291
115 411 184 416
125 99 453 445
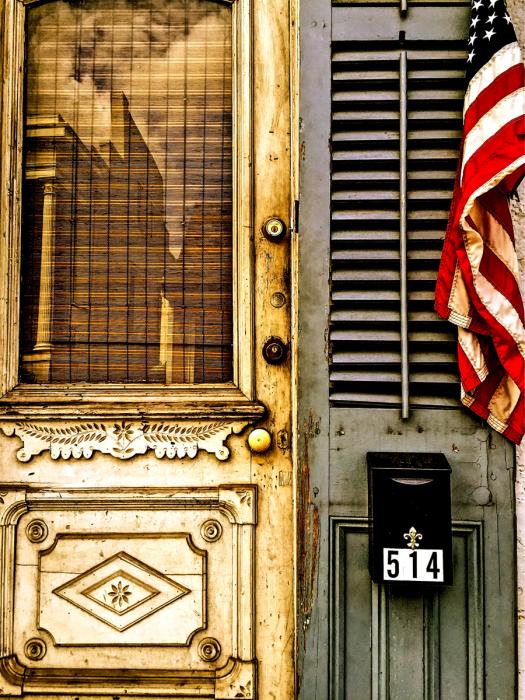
478 186 515 238
467 203 520 284
478 248 524 322
462 363 505 413
506 394 525 443
464 41 523 108
461 127 525 211
461 88 525 181
458 326 490 386
502 162 525 194
457 233 525 367
487 373 521 425
464 63 525 133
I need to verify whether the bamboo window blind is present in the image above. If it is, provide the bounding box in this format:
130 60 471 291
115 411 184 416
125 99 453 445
20 0 233 384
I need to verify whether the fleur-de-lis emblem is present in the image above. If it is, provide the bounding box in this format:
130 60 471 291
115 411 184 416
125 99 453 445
403 526 423 550
108 580 132 609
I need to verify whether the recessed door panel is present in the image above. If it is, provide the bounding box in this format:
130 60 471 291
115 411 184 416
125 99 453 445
2 486 257 697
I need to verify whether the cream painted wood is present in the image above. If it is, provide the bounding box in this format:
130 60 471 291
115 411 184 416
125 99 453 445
0 0 295 698
251 0 295 695
0 0 23 397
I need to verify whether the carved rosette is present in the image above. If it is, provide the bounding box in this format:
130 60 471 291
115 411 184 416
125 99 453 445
24 638 47 661
201 519 223 543
198 637 222 662
0 419 251 462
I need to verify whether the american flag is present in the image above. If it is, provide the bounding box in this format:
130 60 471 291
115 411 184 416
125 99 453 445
435 0 525 444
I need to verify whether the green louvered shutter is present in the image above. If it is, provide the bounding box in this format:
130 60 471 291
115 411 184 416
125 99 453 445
330 36 465 408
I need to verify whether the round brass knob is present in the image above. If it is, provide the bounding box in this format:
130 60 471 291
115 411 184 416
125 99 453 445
270 291 287 308
248 428 272 453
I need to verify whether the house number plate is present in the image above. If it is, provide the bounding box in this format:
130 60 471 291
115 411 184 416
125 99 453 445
383 548 444 582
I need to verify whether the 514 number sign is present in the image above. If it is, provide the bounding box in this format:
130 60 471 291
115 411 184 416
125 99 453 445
383 548 444 583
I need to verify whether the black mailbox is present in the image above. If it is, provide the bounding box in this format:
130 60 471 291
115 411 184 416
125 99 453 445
368 452 453 585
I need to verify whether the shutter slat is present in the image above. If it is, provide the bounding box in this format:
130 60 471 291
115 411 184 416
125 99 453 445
331 392 460 408
333 350 455 363
332 351 401 363
332 310 400 322
333 290 400 302
332 249 400 260
331 369 402 382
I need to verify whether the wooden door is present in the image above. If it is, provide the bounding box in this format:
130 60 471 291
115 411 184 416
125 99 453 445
298 0 516 697
0 0 295 697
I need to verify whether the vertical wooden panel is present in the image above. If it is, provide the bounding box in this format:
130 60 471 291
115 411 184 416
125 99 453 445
332 519 488 699
387 593 426 698
252 0 295 695
296 0 332 693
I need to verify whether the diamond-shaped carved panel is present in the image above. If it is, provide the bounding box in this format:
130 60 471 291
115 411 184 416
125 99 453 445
37 534 207 646
53 552 190 631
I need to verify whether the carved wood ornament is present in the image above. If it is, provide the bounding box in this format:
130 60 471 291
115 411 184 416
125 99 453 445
0 419 252 462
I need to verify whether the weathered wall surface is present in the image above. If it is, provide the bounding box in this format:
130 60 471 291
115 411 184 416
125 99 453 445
507 0 525 693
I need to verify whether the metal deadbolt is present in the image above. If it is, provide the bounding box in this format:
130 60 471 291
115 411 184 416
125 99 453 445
263 217 286 242
262 336 288 365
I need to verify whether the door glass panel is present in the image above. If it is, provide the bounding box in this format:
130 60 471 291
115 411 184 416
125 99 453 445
21 0 233 384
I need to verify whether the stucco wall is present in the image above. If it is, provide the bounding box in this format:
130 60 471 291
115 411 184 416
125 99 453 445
507 0 525 693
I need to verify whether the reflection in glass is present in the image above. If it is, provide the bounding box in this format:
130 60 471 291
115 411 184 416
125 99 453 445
21 0 233 383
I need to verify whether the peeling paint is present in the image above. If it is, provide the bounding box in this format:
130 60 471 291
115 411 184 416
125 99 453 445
297 410 320 655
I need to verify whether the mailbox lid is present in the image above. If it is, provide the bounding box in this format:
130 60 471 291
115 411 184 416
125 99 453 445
367 451 452 473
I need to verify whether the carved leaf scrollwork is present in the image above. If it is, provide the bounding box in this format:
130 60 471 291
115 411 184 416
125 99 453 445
142 422 231 459
0 419 248 462
21 422 107 446
143 422 229 444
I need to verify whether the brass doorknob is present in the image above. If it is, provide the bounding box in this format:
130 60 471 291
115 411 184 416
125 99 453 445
248 428 272 453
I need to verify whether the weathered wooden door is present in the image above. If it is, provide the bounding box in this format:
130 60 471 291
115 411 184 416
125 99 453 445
298 0 516 697
0 0 294 697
